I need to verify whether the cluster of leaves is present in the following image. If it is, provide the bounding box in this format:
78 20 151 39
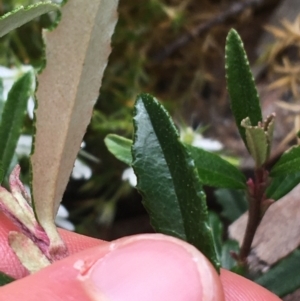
0 0 261 238
82 0 259 233
105 29 300 297
1 1 300 298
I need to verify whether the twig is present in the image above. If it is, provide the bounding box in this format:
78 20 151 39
239 167 269 263
152 0 265 62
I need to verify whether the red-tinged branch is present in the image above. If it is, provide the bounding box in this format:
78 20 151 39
238 167 269 264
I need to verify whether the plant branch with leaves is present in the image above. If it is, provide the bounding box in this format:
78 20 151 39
105 29 300 272
0 0 300 295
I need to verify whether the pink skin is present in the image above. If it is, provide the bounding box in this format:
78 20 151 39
0 213 281 301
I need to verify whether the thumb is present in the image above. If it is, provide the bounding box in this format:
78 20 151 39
0 234 224 301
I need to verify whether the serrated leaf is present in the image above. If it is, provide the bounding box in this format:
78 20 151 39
30 0 119 256
186 144 246 189
225 29 262 147
241 117 268 167
0 2 59 38
266 172 300 200
270 146 300 177
132 93 219 271
104 134 247 190
104 134 132 166
0 271 14 286
0 72 32 181
256 249 300 297
104 131 244 269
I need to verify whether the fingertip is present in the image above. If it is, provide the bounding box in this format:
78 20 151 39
220 269 281 301
80 234 224 301
0 234 224 301
59 228 106 253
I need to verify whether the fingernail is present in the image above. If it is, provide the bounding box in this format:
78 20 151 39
79 235 223 301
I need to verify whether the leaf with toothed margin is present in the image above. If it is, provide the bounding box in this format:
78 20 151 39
132 93 220 271
104 133 246 190
242 119 267 166
0 72 33 181
0 2 59 38
225 29 263 149
240 116 275 167
30 0 119 260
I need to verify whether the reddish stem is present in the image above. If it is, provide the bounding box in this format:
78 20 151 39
238 167 268 264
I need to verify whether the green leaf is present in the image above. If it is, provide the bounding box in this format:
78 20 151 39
104 135 247 190
208 212 240 271
214 188 248 222
132 93 219 271
241 115 275 167
241 117 269 167
266 172 300 200
186 145 246 189
221 239 239 270
0 79 4 122
0 72 32 181
208 211 223 260
0 271 15 286
0 162 4 183
256 249 300 297
104 134 132 166
270 146 300 177
225 29 262 148
30 0 119 259
0 2 59 38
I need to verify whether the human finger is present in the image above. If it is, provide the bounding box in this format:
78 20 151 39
0 213 282 301
0 234 224 301
0 212 103 279
220 269 281 301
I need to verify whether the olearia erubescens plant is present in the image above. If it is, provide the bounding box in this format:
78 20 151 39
105 29 300 274
0 0 300 295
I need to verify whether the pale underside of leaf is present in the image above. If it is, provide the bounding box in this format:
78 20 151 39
8 231 50 274
31 0 119 247
0 2 59 38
